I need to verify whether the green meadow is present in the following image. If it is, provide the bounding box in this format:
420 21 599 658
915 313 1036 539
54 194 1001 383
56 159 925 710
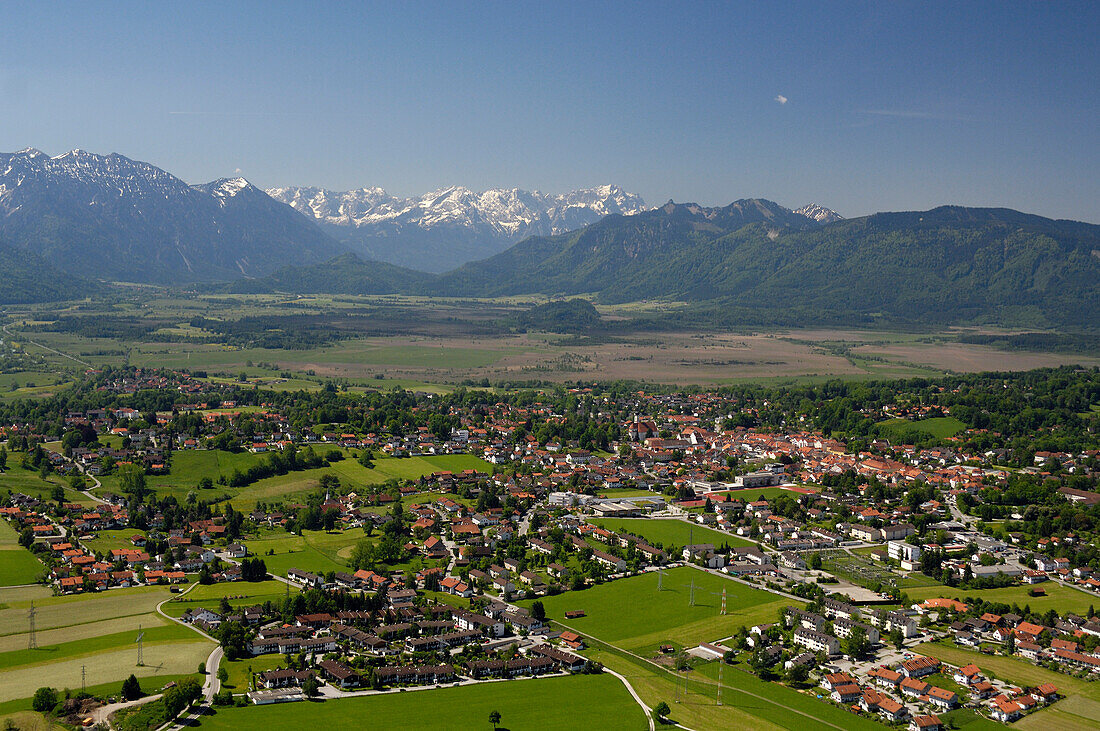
195 673 644 731
522 566 790 654
591 518 755 550
0 520 46 586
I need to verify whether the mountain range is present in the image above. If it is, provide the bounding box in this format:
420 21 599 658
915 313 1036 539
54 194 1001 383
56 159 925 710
265 183 650 272
0 149 340 283
252 200 1100 329
0 147 1095 331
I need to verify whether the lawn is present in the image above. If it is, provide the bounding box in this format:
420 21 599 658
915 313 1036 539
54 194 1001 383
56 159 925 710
193 673 644 730
905 581 1097 616
591 518 755 550
220 653 286 691
522 566 791 653
0 520 46 586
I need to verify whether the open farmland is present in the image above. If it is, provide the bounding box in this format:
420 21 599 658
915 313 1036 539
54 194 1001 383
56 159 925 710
0 584 214 702
524 566 790 653
194 673 644 731
9 298 1099 388
591 518 755 551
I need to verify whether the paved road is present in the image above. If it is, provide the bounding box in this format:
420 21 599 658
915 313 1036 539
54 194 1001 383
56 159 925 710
604 668 656 731
89 692 164 726
2 322 93 368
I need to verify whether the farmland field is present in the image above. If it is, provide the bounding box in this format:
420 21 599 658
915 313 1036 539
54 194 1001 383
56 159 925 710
194 673 645 730
0 520 45 586
0 584 214 702
591 518 755 550
523 566 789 653
9 302 1099 388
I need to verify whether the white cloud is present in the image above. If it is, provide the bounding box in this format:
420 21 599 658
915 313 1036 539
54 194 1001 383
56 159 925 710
234 168 243 174
774 94 788 105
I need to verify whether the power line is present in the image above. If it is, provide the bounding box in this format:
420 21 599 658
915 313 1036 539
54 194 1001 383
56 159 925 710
135 625 145 666
28 601 37 650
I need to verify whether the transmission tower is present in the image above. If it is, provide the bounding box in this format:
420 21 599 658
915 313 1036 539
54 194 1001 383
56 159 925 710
689 576 695 606
28 601 37 649
82 665 86 693
657 568 663 591
720 587 727 615
135 625 145 666
717 661 723 706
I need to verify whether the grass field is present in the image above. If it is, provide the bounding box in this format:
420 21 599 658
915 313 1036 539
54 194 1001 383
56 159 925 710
243 530 360 576
80 528 147 555
905 581 1097 615
221 653 286 691
93 450 493 508
523 566 789 653
193 673 644 730
0 520 45 586
876 416 966 439
591 518 755 551
160 580 297 619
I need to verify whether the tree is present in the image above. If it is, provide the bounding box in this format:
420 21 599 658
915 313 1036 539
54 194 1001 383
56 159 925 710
121 674 143 701
32 687 58 713
303 676 320 699
217 667 228 684
888 628 905 650
844 627 870 660
50 483 64 502
530 600 546 622
117 463 148 501
786 663 809 684
488 710 502 730
653 701 671 720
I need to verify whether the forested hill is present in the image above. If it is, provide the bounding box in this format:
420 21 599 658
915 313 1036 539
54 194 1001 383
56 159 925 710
431 203 1100 329
0 241 91 304
225 252 433 295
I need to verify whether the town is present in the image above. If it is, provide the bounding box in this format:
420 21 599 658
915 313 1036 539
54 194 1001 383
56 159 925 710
1 366 1098 729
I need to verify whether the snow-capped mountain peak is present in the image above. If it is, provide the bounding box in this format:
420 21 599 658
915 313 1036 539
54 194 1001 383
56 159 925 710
794 203 843 223
266 183 648 236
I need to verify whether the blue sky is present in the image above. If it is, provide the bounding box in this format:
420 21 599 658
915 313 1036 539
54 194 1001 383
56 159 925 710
2 1 1098 221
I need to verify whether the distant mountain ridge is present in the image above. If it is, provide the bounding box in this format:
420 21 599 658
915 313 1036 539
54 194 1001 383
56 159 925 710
266 183 650 272
0 149 343 283
428 200 1099 329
